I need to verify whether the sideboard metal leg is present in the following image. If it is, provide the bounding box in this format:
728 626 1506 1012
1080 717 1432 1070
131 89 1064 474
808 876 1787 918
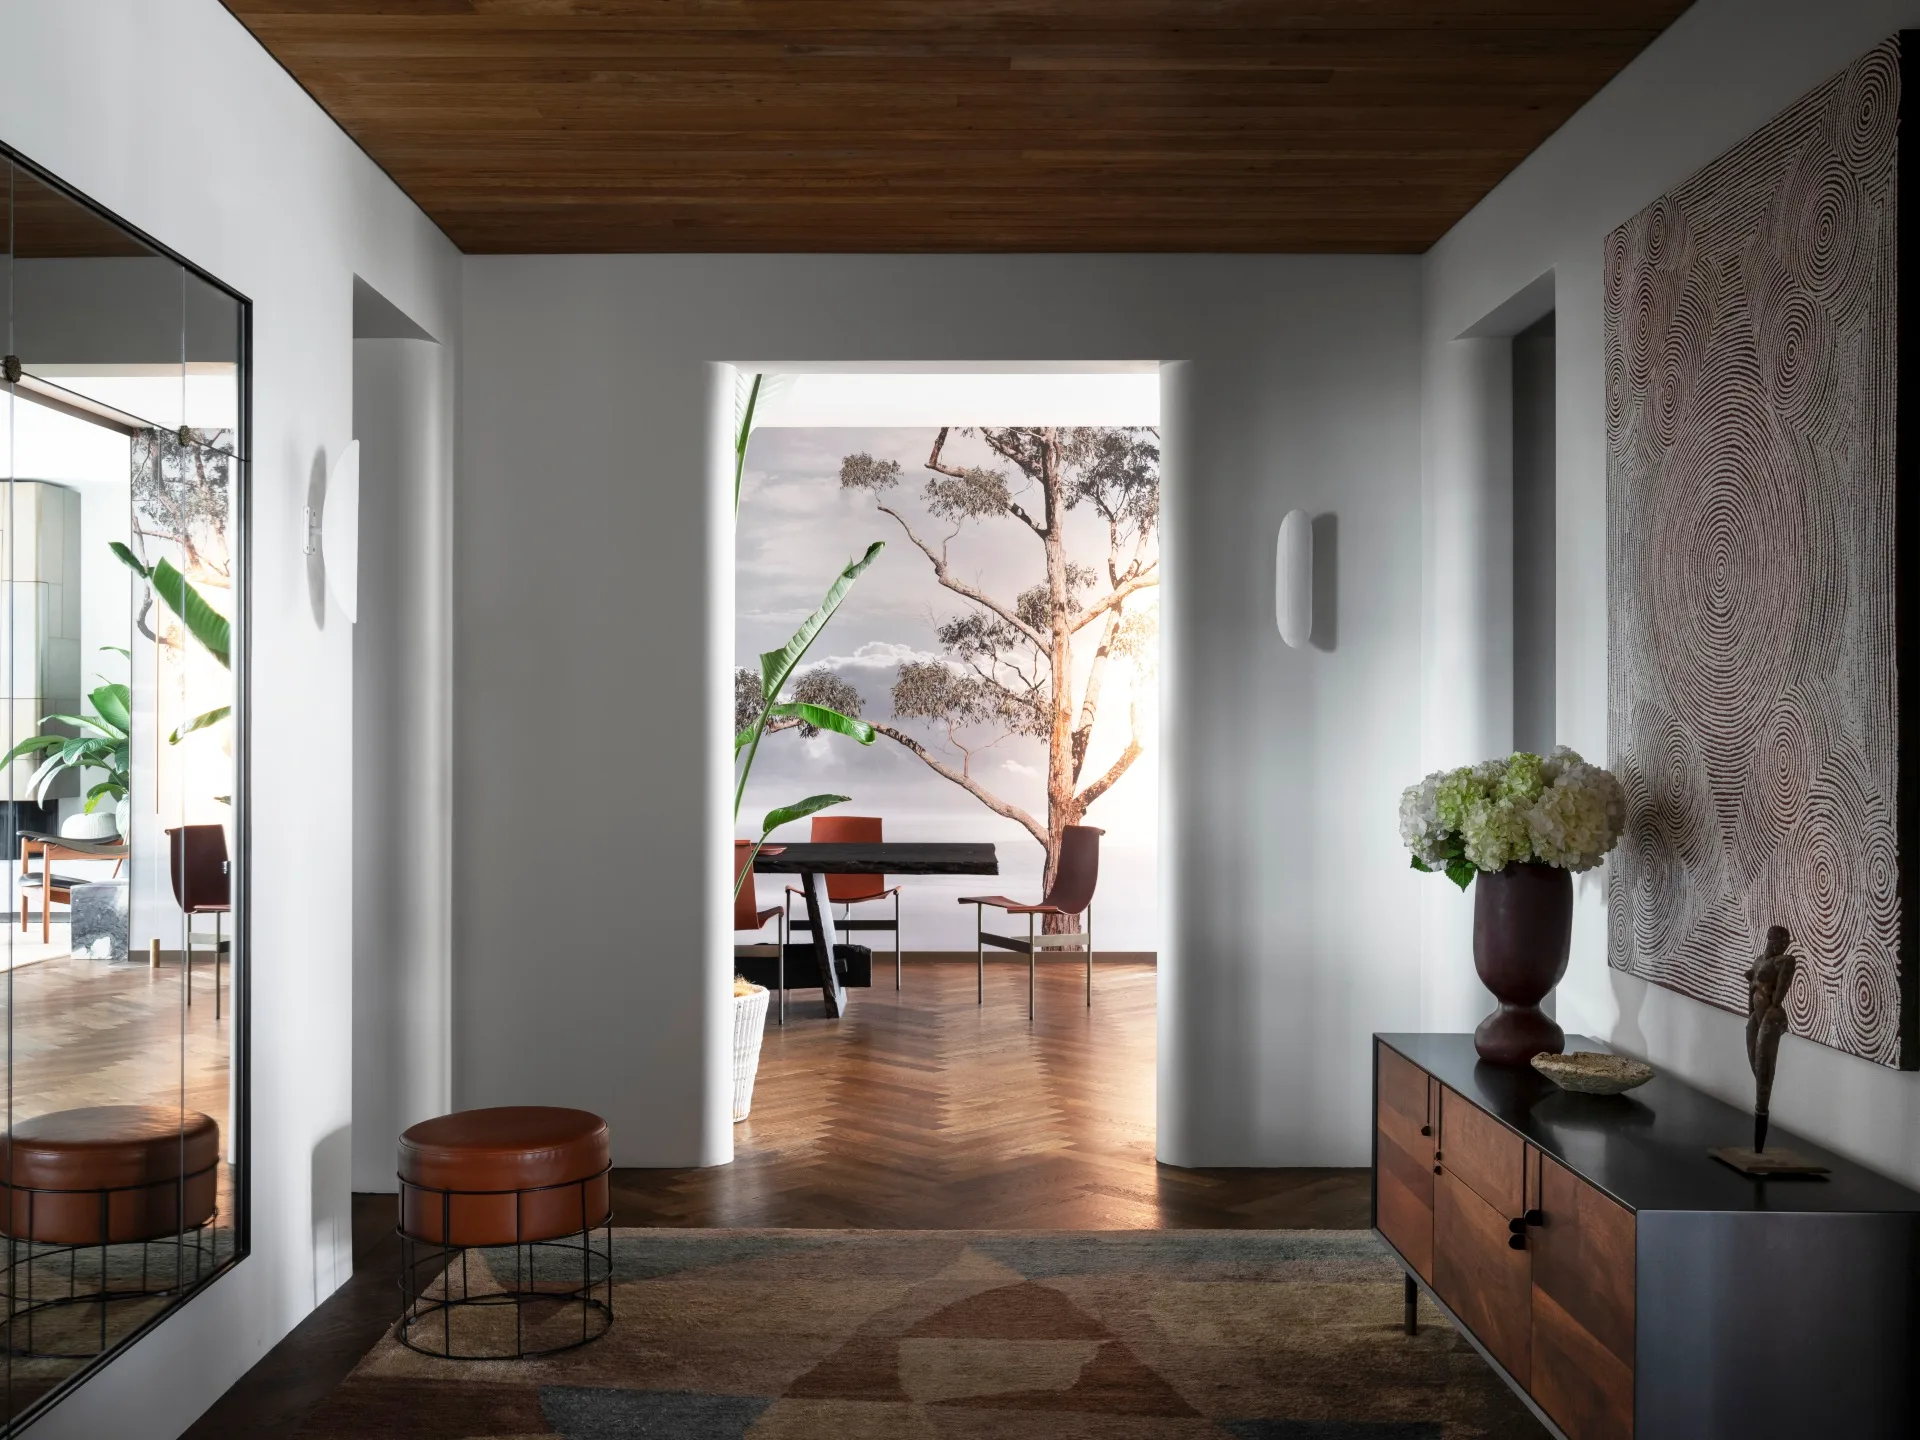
1404 1272 1418 1335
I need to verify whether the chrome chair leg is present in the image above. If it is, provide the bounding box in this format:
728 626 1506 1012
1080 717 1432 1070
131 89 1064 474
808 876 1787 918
778 910 787 1026
976 903 984 1004
895 890 902 991
215 911 223 1022
1028 913 1036 1021
1086 902 1093 1007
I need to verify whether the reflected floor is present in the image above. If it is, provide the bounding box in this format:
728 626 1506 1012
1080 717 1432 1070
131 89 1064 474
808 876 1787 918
0 953 235 1422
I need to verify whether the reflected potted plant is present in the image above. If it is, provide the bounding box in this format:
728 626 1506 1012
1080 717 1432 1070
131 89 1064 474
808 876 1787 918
1400 748 1626 1065
1 648 133 839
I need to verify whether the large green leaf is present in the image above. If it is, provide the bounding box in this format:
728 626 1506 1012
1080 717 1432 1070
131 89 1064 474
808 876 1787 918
170 705 231 745
26 750 66 801
0 734 65 767
764 702 875 744
108 540 151 580
88 683 132 736
758 542 884 702
83 779 126 814
761 793 849 835
34 715 111 738
733 371 763 512
114 543 231 667
151 558 231 668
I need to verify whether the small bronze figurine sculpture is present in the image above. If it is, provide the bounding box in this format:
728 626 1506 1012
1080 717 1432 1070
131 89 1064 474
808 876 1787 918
1745 925 1796 1153
1711 924 1828 1177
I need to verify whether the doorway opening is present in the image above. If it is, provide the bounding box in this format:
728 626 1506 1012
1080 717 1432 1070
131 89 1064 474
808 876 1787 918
725 367 1177 1226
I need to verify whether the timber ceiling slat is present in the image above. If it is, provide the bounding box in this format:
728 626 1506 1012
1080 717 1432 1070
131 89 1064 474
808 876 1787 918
220 0 1693 252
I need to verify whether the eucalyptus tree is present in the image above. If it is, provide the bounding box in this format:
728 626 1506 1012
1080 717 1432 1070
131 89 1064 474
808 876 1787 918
838 426 1158 928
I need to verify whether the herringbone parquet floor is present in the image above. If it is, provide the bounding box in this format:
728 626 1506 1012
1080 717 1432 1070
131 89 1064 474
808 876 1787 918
611 959 1370 1229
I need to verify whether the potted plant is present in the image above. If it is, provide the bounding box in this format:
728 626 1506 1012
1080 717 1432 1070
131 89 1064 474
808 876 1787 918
1 649 133 838
727 374 884 1115
1400 748 1626 1064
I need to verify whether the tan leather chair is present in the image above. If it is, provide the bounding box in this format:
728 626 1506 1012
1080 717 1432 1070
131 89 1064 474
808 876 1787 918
961 825 1102 1019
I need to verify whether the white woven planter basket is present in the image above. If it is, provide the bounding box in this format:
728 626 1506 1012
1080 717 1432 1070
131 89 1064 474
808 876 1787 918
731 984 771 1122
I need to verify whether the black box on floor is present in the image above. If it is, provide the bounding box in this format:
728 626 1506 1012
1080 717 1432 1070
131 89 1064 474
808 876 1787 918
734 942 871 991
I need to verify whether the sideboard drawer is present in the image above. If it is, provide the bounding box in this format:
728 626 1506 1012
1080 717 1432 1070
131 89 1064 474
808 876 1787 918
1434 1166 1532 1386
1532 1156 1634 1439
1376 1046 1436 1279
1439 1085 1525 1217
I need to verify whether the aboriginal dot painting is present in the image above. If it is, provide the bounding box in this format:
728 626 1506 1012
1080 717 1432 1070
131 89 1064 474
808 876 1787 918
1606 37 1915 1068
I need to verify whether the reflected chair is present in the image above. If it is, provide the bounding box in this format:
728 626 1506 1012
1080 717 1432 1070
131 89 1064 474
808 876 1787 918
165 825 230 1020
18 831 126 944
960 825 1102 1020
784 815 903 991
735 840 789 1023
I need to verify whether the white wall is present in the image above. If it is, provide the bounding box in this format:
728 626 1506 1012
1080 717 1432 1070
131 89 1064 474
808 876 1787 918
1422 0 1920 1185
458 254 1425 1168
352 336 453 1191
0 2 460 1436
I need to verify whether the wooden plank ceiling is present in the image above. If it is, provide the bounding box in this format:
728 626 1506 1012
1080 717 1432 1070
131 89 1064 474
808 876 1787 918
220 1 1693 254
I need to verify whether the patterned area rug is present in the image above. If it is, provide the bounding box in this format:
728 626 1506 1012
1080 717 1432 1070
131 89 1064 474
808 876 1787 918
300 1229 1543 1438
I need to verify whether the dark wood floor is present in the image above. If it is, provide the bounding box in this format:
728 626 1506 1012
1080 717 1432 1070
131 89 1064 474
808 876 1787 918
188 960 1369 1437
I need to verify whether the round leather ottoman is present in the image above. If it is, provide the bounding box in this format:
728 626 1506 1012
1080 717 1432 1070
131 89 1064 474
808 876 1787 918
0 1106 219 1245
398 1106 610 1246
396 1107 612 1359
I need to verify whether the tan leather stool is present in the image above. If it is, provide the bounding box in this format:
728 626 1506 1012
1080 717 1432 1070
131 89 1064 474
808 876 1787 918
0 1106 220 1358
396 1107 612 1358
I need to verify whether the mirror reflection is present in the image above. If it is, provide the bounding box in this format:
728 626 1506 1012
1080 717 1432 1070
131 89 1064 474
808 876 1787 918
0 152 244 1428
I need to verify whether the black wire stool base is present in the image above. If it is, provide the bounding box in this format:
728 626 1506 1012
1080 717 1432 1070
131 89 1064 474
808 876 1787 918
2 1223 216 1359
397 1222 613 1360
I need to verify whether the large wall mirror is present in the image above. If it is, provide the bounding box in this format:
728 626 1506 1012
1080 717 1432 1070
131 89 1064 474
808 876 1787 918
0 147 247 1430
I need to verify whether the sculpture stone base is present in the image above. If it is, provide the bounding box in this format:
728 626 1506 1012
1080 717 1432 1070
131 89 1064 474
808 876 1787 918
70 880 129 962
1709 1146 1830 1178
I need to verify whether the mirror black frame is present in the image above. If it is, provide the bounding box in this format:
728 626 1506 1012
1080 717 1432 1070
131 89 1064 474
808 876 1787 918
0 138 250 1435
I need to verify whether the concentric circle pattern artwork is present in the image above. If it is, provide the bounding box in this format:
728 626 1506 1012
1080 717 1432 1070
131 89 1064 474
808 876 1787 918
1606 37 1912 1067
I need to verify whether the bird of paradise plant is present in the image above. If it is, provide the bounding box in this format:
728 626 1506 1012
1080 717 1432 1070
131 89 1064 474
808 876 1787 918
731 372 884 897
109 541 231 743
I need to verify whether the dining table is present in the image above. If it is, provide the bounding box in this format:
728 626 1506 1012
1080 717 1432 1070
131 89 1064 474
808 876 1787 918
752 842 998 1017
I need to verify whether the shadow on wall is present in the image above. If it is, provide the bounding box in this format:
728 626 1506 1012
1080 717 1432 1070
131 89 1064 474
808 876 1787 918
1311 513 1338 652
306 447 329 628
311 1123 352 1305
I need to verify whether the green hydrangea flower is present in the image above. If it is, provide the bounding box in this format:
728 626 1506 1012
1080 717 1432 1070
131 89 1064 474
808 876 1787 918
1433 766 1487 834
1461 796 1532 872
1498 751 1546 804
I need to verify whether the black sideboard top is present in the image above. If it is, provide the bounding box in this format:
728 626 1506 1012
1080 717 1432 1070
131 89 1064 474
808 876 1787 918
1378 1033 1920 1216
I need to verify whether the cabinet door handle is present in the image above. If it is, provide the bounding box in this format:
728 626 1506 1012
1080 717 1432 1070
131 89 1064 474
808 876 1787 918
1523 1209 1544 1227
1508 1216 1527 1236
1420 1125 1432 1136
1507 1233 1527 1252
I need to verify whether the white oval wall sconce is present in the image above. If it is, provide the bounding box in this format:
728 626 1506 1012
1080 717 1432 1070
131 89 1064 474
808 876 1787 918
306 438 361 623
1276 509 1312 648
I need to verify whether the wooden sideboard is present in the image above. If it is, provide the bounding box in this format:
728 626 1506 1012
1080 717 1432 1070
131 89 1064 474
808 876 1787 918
1373 1034 1920 1440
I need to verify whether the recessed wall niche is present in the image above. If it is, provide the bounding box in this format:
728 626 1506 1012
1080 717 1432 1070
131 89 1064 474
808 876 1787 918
0 144 249 1428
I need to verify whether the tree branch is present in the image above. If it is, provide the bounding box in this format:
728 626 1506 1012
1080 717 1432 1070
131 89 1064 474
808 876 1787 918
873 502 1048 648
1074 701 1143 813
873 723 1047 845
1071 567 1160 633
1070 605 1124 786
926 429 1043 534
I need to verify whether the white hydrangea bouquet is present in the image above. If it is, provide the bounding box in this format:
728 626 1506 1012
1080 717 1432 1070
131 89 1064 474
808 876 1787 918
1400 747 1626 890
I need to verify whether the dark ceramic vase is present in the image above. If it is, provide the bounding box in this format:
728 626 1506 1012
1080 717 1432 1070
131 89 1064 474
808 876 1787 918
1472 861 1572 1065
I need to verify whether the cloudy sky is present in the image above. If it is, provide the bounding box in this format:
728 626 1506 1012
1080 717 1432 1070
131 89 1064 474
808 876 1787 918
736 425 1160 952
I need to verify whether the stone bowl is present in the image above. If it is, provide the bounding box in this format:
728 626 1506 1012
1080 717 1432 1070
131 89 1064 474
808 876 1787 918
1530 1051 1654 1095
